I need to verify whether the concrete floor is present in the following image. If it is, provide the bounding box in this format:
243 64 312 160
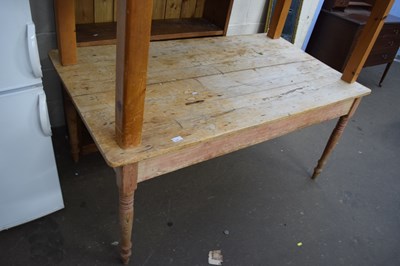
1 62 400 266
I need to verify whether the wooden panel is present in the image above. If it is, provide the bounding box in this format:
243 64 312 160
54 0 77 65
113 0 117 22
268 0 292 39
151 18 223 40
76 19 224 46
203 0 234 34
95 0 114 22
165 0 183 19
115 0 153 148
342 0 395 83
194 0 205 18
75 0 94 24
153 0 167 19
50 34 371 167
76 22 117 46
181 0 197 18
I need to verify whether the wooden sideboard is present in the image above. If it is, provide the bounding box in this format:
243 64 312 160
306 8 400 86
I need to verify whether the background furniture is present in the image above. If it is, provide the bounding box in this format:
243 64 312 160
307 5 400 86
75 0 234 46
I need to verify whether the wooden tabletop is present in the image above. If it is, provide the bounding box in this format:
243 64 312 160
50 34 370 169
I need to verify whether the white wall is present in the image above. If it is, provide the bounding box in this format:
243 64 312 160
227 0 269 35
293 0 322 48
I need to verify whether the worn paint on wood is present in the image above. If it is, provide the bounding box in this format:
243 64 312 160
49 34 370 171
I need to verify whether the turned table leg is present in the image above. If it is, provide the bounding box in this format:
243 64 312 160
312 98 362 179
116 164 138 264
63 89 80 162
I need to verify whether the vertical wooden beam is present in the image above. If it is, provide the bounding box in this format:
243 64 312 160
312 98 362 179
116 0 153 148
341 0 395 83
267 0 292 39
115 164 138 265
54 0 77 65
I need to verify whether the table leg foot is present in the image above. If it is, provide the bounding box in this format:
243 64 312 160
116 164 138 264
312 115 350 179
119 193 134 264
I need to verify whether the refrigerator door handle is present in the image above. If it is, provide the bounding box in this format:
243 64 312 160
27 23 43 78
38 91 52 137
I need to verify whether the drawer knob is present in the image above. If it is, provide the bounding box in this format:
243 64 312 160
394 29 399 35
381 54 388 60
388 41 394 46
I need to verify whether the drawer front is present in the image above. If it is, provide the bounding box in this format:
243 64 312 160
378 23 400 39
365 50 398 67
372 36 400 52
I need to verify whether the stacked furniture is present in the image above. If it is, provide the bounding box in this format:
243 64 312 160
307 0 400 86
74 0 234 46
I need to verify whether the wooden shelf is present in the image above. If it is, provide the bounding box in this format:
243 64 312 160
76 18 224 47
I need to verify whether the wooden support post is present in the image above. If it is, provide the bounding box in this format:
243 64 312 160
115 0 153 148
54 0 77 66
116 164 138 265
341 0 395 83
267 0 292 39
312 98 362 179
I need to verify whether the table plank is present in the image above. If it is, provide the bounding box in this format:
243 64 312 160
50 34 370 170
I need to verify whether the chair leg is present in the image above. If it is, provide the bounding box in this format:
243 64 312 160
379 61 393 87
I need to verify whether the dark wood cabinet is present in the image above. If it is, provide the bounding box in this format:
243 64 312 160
306 8 400 85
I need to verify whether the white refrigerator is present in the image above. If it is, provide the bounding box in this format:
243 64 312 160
0 0 64 230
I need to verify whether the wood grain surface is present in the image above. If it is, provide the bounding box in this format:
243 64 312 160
50 34 370 174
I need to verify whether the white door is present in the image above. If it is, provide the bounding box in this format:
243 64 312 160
0 86 64 230
0 0 42 92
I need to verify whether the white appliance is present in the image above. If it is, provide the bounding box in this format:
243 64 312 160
0 0 64 230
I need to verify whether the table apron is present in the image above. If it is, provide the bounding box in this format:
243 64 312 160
137 98 356 182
